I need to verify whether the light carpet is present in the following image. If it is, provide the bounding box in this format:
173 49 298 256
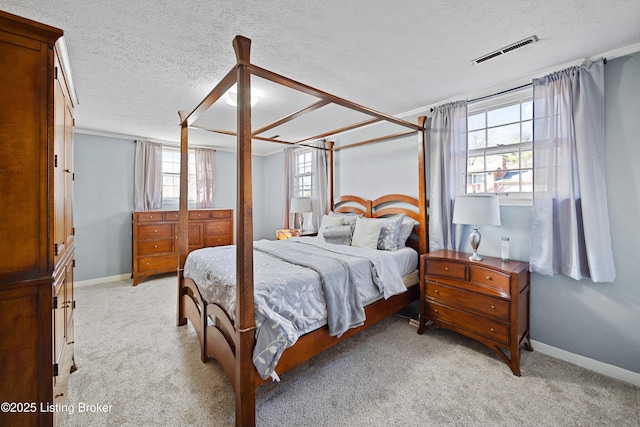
60 276 639 426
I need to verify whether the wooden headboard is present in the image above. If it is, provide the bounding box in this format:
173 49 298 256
333 194 425 254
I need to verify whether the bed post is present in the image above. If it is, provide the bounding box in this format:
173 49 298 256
177 110 189 327
233 35 257 427
327 140 335 212
418 116 428 255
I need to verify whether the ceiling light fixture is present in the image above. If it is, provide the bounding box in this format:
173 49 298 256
225 84 262 107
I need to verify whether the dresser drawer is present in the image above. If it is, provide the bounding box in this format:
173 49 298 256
211 209 232 219
189 210 210 220
426 281 509 321
205 234 233 247
136 212 164 222
137 223 173 240
138 254 178 272
205 220 232 235
469 265 510 295
425 259 467 281
137 239 173 255
426 301 510 346
163 211 179 221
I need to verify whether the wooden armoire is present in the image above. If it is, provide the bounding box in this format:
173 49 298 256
0 11 77 427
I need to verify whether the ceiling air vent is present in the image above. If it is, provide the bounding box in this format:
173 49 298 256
472 35 539 65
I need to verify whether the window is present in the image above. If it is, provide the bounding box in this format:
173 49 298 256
293 149 313 197
466 92 533 201
162 146 196 206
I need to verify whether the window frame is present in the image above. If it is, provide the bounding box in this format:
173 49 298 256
161 146 197 207
293 148 313 198
466 90 534 207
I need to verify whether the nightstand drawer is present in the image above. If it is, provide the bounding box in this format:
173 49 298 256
424 259 467 280
426 282 509 321
426 301 510 346
469 265 510 296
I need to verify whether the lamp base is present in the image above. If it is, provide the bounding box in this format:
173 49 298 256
468 225 482 261
468 251 483 261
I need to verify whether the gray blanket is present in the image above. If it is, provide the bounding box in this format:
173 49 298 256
254 239 365 337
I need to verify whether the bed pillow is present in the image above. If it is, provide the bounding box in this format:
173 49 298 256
377 214 405 251
397 217 417 249
329 211 362 235
317 215 344 241
351 217 383 249
322 225 353 246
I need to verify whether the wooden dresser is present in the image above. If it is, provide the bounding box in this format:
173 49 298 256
0 11 77 426
132 209 233 285
418 250 531 376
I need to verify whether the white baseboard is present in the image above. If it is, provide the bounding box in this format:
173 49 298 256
530 339 640 387
75 273 132 288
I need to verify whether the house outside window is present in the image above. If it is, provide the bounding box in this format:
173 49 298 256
293 149 313 198
466 91 533 204
162 146 196 208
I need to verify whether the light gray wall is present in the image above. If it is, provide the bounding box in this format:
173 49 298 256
73 136 268 281
74 134 135 281
262 52 640 374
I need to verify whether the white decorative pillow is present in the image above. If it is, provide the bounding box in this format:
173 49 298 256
377 214 405 251
397 217 417 249
317 215 344 241
351 217 383 249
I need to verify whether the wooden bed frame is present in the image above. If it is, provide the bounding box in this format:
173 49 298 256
176 35 428 426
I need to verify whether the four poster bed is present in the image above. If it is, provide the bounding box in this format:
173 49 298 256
176 36 428 426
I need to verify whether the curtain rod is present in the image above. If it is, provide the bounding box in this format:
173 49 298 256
467 82 532 104
430 57 608 112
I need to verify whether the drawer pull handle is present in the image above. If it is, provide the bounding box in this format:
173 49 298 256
154 229 158 233
154 245 158 248
444 267 449 271
434 309 438 314
217 225 221 229
217 239 221 242
486 276 492 280
434 289 439 294
490 327 495 332
146 262 150 266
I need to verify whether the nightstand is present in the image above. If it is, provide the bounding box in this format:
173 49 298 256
417 250 532 375
276 229 299 240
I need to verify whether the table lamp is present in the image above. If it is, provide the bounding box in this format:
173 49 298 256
290 197 312 232
452 194 501 261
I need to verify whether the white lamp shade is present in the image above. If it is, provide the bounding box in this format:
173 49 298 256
290 197 312 213
452 194 501 226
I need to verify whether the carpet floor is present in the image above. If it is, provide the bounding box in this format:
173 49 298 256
60 276 639 426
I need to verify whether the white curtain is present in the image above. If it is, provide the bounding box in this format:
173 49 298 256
133 140 163 211
195 147 214 208
531 58 616 282
282 147 295 228
311 139 329 232
429 101 468 252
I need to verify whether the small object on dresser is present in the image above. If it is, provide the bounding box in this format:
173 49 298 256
501 237 510 262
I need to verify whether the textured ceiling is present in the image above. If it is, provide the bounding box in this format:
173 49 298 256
1 1 639 155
